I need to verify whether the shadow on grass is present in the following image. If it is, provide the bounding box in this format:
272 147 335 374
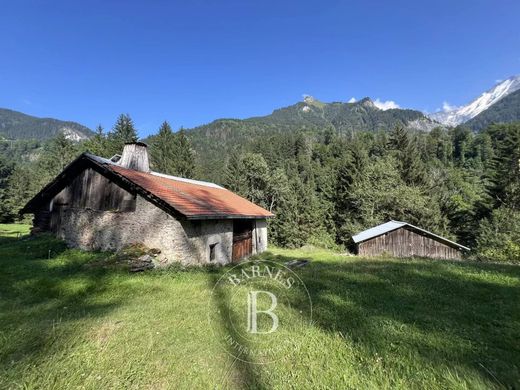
259 251 520 387
0 235 127 377
207 270 269 390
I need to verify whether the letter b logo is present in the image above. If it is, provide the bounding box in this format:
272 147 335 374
247 291 279 334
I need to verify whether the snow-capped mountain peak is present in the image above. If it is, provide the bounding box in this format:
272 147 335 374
430 75 520 126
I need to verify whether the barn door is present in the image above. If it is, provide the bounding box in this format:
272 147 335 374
232 220 253 262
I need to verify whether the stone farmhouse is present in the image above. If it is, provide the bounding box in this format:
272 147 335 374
22 142 273 265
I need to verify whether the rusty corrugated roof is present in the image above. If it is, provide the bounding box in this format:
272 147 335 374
106 161 273 219
21 152 274 219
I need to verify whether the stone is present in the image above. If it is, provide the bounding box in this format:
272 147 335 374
284 259 310 268
130 254 155 272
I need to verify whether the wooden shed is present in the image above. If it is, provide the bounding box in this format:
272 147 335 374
352 221 469 260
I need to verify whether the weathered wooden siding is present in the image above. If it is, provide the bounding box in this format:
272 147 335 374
53 168 136 212
357 227 462 259
119 143 149 172
32 168 136 234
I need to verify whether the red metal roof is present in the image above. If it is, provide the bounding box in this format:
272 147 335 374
108 164 273 219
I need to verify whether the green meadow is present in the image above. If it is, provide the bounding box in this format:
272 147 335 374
0 224 519 389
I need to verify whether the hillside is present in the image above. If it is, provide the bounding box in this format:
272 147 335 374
189 96 437 138
184 97 439 179
0 108 93 141
464 89 520 131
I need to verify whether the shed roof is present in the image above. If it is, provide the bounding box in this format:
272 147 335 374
352 221 470 251
22 153 274 220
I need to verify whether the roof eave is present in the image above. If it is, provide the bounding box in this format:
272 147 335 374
352 226 403 244
21 153 91 214
185 214 274 220
21 152 275 221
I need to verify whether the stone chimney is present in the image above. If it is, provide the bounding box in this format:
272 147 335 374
119 142 150 172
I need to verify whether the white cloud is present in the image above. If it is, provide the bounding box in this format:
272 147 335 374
495 79 503 83
302 94 314 103
348 97 356 103
442 101 457 112
373 98 400 110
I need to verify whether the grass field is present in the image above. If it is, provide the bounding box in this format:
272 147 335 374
0 224 519 389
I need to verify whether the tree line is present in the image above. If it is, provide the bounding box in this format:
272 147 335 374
0 114 518 262
0 114 195 223
221 123 519 261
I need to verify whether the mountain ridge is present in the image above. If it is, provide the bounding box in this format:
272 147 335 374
429 75 520 126
464 88 520 131
188 96 438 134
0 108 93 141
181 96 439 180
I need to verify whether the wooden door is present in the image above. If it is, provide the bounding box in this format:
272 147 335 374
232 220 253 262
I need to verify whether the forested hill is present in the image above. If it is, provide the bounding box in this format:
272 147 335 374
465 89 520 131
183 97 438 179
2 110 519 262
0 108 93 141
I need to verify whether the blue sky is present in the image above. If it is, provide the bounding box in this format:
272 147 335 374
0 0 519 137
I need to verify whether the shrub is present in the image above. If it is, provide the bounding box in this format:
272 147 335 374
477 207 520 262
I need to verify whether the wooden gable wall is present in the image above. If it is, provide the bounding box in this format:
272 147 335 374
357 226 462 260
52 168 136 212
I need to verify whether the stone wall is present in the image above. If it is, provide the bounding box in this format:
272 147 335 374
46 195 235 265
37 195 270 265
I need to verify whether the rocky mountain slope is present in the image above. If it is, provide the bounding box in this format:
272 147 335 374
464 89 520 131
430 75 520 126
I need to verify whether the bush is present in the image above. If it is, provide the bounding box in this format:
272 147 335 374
477 207 520 262
307 230 343 252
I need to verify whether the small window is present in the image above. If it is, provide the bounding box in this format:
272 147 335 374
209 243 218 262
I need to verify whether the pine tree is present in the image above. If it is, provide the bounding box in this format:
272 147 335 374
486 123 520 209
6 164 40 219
451 126 473 167
149 124 195 177
150 121 177 174
426 127 452 164
84 125 108 156
38 133 78 178
173 128 195 178
112 114 138 142
266 167 290 213
240 153 270 207
334 150 364 245
268 177 300 247
0 153 13 222
388 125 426 185
107 114 138 156
224 150 245 194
